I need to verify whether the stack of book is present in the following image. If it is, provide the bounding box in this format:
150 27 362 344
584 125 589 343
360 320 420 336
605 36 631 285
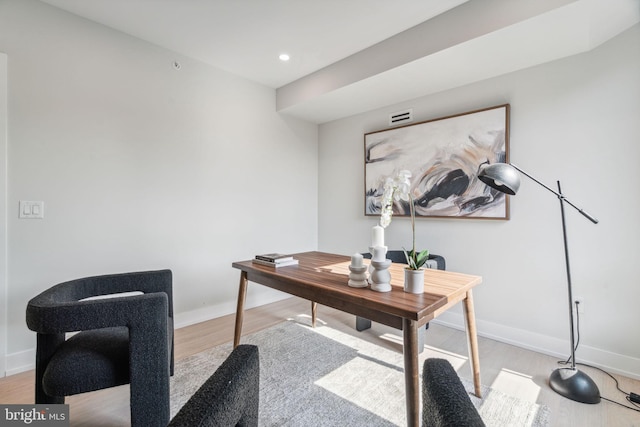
253 253 299 267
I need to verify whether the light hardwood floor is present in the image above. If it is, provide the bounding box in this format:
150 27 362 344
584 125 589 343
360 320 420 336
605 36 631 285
2 296 639 426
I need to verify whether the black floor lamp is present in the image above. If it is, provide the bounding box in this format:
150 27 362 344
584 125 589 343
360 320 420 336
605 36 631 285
478 162 601 404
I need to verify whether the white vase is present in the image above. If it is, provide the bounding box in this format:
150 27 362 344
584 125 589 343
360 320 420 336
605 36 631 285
404 268 425 294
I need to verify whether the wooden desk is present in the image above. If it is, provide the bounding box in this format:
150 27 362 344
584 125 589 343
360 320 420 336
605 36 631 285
232 251 482 427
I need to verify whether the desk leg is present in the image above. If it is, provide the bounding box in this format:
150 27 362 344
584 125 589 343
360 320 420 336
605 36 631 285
402 318 420 427
233 271 248 348
311 302 317 328
463 289 482 397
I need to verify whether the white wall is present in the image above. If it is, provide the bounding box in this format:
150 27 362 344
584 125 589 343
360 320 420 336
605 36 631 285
319 24 640 378
0 0 318 374
0 52 8 376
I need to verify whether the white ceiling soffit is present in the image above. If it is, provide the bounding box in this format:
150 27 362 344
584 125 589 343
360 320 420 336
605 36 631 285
37 0 640 124
277 0 640 124
38 0 468 89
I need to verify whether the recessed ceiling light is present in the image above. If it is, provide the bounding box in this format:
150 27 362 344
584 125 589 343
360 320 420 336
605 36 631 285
279 53 290 62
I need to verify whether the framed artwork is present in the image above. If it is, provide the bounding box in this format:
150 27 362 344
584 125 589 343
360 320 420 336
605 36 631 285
365 104 510 220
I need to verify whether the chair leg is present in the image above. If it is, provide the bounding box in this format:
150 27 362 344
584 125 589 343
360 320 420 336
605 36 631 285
35 334 65 404
418 326 426 353
356 316 372 331
129 320 170 427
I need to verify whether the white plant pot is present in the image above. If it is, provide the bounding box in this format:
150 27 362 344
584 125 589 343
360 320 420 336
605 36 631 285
404 268 425 294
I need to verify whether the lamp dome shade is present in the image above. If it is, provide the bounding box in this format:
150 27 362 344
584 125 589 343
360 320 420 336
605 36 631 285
478 163 521 195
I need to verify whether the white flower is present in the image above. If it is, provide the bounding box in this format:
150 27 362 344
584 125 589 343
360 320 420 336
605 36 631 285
379 169 412 228
395 170 412 201
378 169 429 270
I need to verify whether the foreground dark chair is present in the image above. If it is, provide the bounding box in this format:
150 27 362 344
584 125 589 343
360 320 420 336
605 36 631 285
26 270 174 427
169 344 260 427
422 358 485 427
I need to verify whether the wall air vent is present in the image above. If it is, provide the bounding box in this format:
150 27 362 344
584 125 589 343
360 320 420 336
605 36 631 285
389 109 413 126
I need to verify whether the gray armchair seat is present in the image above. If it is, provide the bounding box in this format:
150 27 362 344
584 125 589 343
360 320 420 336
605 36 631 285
169 344 260 427
26 270 174 427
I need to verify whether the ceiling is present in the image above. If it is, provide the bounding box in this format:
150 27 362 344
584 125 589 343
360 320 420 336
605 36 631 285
38 0 467 88
39 0 639 123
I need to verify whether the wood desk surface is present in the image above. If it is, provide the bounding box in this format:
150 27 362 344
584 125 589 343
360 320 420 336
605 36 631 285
232 251 482 327
233 250 484 426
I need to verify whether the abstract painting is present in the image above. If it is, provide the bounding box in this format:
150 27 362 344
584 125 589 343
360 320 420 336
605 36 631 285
365 104 510 219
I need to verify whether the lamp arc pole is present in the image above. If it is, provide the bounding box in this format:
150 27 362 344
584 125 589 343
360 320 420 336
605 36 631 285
478 162 601 404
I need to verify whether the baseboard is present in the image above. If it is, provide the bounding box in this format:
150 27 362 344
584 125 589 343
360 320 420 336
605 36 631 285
433 311 640 381
174 288 290 329
5 348 33 376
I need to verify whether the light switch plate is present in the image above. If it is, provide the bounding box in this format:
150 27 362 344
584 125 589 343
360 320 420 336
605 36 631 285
19 201 44 219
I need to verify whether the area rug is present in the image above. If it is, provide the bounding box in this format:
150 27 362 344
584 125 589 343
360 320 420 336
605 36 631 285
170 321 550 426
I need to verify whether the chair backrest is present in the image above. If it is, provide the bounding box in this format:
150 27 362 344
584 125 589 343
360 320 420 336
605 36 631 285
422 358 485 427
27 270 174 334
168 345 260 427
362 251 446 270
362 250 408 264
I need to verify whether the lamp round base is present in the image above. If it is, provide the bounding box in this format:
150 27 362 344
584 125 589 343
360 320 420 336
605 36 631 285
549 367 600 404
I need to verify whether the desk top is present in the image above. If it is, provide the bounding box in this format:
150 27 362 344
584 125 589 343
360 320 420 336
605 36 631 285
233 251 481 326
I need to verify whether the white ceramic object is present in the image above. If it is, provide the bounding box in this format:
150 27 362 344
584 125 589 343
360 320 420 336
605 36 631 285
404 268 425 294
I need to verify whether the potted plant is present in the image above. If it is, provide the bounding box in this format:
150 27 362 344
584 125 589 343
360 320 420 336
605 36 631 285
380 170 429 293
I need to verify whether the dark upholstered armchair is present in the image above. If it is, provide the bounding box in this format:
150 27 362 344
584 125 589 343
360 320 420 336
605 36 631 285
169 344 260 427
422 358 485 427
25 270 174 427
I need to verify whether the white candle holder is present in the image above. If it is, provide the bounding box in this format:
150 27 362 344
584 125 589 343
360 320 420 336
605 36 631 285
348 265 369 288
370 259 392 292
369 246 391 292
368 246 386 284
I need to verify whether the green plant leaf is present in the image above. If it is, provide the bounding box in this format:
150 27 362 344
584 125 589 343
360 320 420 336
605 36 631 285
402 248 412 266
402 247 429 270
415 249 430 268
